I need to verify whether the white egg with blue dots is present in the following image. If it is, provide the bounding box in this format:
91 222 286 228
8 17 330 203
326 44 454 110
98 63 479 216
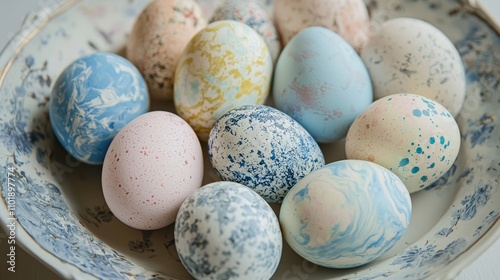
346 93 461 193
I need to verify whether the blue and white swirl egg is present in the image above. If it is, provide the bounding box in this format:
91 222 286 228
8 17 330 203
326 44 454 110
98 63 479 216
49 52 149 164
280 159 412 268
175 181 282 280
208 105 325 203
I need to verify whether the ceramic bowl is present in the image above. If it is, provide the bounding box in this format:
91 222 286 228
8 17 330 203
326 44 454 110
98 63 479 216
0 0 499 279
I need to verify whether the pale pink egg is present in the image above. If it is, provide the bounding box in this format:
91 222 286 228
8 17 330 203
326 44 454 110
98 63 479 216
102 111 204 230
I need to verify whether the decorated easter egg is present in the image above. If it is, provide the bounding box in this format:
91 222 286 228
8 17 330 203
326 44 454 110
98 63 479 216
49 52 149 165
175 181 282 279
208 105 325 203
346 94 461 193
126 0 207 100
280 160 412 268
102 111 204 230
174 20 273 141
361 18 466 116
273 26 373 143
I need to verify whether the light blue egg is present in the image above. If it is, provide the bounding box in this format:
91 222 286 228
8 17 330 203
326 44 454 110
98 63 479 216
175 181 282 280
49 52 149 164
280 159 412 268
273 26 373 143
208 105 325 203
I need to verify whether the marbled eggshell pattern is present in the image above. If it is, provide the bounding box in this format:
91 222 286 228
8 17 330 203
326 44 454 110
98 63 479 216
345 94 461 193
175 181 282 280
274 0 369 52
102 111 203 230
273 26 373 143
280 160 412 268
126 0 207 100
211 0 281 64
361 18 466 117
208 105 325 203
49 52 149 165
174 20 273 141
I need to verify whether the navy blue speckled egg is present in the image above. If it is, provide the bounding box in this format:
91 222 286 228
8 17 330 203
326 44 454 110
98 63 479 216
208 105 325 203
49 52 149 164
175 181 282 280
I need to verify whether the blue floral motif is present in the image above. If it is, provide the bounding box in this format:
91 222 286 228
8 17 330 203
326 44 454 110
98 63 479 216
452 184 493 223
425 164 457 190
474 210 500 237
464 114 495 148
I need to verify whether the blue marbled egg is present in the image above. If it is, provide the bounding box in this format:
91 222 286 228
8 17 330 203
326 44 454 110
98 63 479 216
49 52 149 164
175 181 282 280
280 159 412 268
208 105 325 203
273 26 373 143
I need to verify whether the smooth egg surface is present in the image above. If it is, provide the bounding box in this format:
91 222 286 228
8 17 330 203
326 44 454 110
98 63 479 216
361 18 466 116
208 105 325 203
174 20 273 141
280 160 411 268
345 94 461 193
49 52 149 165
273 26 373 143
102 111 203 230
175 181 282 280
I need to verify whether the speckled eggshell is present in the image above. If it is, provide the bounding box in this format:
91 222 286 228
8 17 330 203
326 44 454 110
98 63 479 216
345 94 461 193
273 26 373 143
126 0 207 100
280 159 412 268
174 20 273 141
208 105 325 203
49 52 149 165
211 0 281 64
101 111 203 230
361 18 466 117
274 0 369 52
175 181 282 280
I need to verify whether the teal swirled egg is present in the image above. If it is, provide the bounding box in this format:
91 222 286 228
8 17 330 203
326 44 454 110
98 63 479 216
280 160 411 268
175 181 282 280
208 105 325 203
346 93 461 193
273 26 373 143
49 52 149 164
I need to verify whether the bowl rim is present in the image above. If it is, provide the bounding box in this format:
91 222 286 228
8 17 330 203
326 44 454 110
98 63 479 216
0 0 499 279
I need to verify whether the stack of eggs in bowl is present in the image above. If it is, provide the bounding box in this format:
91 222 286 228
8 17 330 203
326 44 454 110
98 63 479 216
47 0 465 278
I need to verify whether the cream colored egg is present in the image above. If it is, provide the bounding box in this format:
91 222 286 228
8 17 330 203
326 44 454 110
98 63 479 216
126 0 207 100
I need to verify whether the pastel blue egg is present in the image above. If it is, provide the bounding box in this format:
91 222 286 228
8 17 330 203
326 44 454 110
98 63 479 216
175 181 282 280
49 52 149 164
208 105 325 203
273 26 373 143
280 160 412 268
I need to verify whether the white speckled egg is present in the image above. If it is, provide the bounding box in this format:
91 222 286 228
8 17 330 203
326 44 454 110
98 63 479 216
273 26 373 143
175 181 282 280
126 0 207 100
361 18 466 117
274 0 369 52
280 160 411 268
345 94 461 193
211 0 281 64
208 105 325 203
174 20 273 141
102 111 204 230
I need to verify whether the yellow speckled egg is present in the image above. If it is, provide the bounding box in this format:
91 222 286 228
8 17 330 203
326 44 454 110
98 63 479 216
126 0 207 101
174 20 273 141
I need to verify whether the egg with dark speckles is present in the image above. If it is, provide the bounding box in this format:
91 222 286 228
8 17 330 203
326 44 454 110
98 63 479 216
208 105 325 203
102 111 204 230
361 18 466 117
345 94 461 193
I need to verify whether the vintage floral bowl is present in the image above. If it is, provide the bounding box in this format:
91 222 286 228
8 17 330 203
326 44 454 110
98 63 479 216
0 0 499 279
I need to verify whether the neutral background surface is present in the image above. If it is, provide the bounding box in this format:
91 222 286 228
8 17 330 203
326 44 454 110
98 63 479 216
0 0 499 279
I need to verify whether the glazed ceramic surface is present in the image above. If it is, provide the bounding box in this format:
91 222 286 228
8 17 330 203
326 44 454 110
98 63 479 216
0 0 498 279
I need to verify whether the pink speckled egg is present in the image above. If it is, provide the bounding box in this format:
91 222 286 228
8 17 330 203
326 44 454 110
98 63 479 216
126 0 207 100
274 0 369 52
102 111 204 230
